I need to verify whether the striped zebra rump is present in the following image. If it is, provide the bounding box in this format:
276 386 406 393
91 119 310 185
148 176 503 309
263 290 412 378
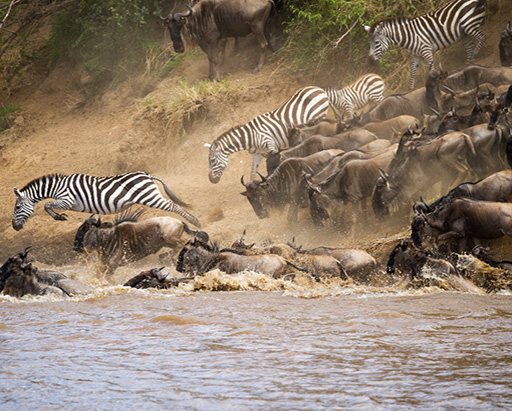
208 86 329 183
325 74 385 120
12 172 201 230
365 0 486 89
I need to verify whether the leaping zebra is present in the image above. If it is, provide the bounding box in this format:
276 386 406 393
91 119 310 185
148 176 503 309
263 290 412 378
365 0 486 89
324 74 385 121
207 86 329 183
12 172 201 230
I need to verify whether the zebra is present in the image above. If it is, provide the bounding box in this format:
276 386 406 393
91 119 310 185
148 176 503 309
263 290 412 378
324 74 385 121
365 0 487 90
207 86 329 183
12 172 201 230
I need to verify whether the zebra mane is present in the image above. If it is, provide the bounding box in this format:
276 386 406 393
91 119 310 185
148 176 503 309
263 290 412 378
368 16 411 33
20 173 67 191
114 208 145 225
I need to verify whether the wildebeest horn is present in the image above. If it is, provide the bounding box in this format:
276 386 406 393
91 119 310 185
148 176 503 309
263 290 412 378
257 172 267 183
158 7 170 20
184 5 193 16
378 168 388 182
304 174 320 193
21 246 32 260
507 21 511 32
95 214 102 227
442 85 456 95
430 107 440 116
241 175 245 186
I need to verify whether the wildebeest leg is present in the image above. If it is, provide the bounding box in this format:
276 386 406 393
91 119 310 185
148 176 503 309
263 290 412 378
218 38 228 62
251 154 264 180
201 41 220 80
249 22 268 73
287 204 298 224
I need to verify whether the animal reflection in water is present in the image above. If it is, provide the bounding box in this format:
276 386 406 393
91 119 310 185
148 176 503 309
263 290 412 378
73 209 209 276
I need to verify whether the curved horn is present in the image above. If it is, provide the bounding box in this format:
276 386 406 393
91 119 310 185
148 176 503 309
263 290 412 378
430 107 440 116
442 85 456 95
256 171 267 183
241 175 245 186
158 7 170 20
378 168 388 182
95 214 102 227
184 5 193 17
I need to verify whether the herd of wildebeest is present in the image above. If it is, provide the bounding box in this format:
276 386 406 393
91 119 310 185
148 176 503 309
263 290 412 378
3 6 512 298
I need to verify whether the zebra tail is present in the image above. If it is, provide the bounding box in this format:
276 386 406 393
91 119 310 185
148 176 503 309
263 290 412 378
151 175 191 208
182 222 209 243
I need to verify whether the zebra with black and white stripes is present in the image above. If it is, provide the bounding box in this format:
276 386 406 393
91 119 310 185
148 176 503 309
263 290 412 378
12 172 201 230
324 74 385 121
207 86 329 183
365 0 486 89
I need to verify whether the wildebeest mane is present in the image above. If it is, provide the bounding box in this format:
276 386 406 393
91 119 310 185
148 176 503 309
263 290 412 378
181 1 217 46
114 208 145 225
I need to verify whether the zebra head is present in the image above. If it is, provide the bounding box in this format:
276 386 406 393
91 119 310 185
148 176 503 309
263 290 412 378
365 24 389 63
12 187 35 231
208 141 227 184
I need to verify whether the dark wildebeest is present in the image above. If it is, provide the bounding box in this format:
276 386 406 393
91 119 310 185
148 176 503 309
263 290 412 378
372 130 478 220
73 210 209 276
472 245 512 275
176 239 309 279
500 22 512 67
0 248 94 298
241 149 343 222
386 238 458 279
160 0 274 80
123 267 195 289
415 170 512 215
305 146 397 231
411 198 512 251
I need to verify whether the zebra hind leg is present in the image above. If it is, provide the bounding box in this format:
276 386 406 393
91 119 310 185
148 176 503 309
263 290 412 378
166 200 202 228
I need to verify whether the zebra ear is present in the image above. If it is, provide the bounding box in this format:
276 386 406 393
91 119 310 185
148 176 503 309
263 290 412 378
364 25 371 32
13 187 21 197
204 143 212 149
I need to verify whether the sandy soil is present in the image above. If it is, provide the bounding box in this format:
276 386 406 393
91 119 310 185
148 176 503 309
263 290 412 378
1 4 510 270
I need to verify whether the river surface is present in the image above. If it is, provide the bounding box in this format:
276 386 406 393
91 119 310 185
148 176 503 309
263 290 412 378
1 270 512 411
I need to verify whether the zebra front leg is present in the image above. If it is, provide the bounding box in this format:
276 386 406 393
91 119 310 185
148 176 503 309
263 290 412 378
250 154 264 180
44 201 69 221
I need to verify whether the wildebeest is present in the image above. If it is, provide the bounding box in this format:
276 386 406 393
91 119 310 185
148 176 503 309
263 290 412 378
123 267 195 289
372 130 478 219
276 128 378 162
471 245 512 274
411 198 512 251
386 237 458 278
176 239 308 279
500 22 512 66
347 114 420 141
415 170 512 215
241 149 343 221
160 0 274 80
0 248 94 298
73 210 209 276
287 119 340 144
305 146 397 230
442 65 512 92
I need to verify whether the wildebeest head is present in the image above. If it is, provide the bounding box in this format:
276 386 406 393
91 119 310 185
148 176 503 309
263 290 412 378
73 215 111 253
12 187 35 231
240 173 270 219
371 168 391 220
500 21 512 66
302 175 330 227
160 6 193 54
176 237 216 274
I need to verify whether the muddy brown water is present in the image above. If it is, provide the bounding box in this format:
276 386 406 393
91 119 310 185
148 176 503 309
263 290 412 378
1 267 511 410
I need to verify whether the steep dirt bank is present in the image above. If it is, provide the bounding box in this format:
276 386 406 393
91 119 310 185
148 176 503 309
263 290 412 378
0 4 510 270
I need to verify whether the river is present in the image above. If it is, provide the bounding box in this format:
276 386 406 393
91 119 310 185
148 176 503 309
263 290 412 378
1 270 511 411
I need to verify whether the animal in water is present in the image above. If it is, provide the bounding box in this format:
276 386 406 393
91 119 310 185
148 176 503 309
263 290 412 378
176 238 307 279
471 245 512 274
241 149 343 222
73 210 209 276
12 172 201 230
207 86 329 183
411 198 512 251
0 247 94 298
124 267 195 289
499 22 512 66
160 0 274 80
365 0 486 89
324 73 385 120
